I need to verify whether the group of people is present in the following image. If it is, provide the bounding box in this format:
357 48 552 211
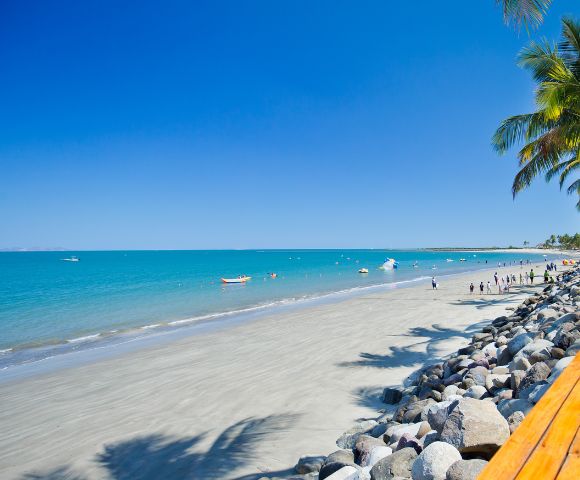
466 266 557 295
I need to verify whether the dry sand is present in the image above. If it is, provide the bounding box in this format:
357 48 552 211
0 266 548 479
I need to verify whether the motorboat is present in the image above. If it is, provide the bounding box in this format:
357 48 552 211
62 256 79 262
221 276 251 284
358 268 369 274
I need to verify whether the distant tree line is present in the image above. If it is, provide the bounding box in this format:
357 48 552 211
543 233 580 249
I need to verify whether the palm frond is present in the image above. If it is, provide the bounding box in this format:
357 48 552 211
497 0 552 30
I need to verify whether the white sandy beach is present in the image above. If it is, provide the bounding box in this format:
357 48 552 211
0 265 551 479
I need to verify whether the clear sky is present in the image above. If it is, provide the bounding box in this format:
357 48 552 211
1 1 578 250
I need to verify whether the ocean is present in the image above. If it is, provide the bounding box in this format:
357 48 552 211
0 249 550 368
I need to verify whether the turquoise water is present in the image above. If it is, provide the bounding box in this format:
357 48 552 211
0 250 548 365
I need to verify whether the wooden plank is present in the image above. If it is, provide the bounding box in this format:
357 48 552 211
515 379 580 479
556 426 580 480
478 353 580 480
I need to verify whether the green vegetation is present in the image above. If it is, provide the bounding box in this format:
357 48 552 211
497 0 552 30
543 233 580 249
492 16 580 210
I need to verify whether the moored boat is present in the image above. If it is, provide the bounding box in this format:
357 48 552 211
221 276 251 283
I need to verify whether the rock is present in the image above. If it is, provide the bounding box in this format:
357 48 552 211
466 366 488 386
497 399 533 419
507 411 525 434
326 450 356 465
518 362 551 393
337 421 378 449
463 385 487 399
512 340 554 363
320 463 359 480
355 435 387 466
370 447 418 480
537 308 559 320
325 466 359 480
371 424 389 438
396 433 422 454
496 346 512 366
421 431 439 448
416 421 432 439
411 441 461 480
425 400 459 434
445 459 488 480
394 399 436 424
365 446 393 468
385 423 423 444
296 455 326 474
528 383 550 404
496 388 513 401
510 370 526 392
548 356 574 383
550 347 565 359
491 366 509 375
439 398 510 456
507 333 533 356
509 356 531 372
566 339 580 357
383 388 404 405
441 386 459 401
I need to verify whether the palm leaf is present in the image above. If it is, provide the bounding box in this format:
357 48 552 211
497 0 552 30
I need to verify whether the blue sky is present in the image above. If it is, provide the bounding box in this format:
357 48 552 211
1 1 578 250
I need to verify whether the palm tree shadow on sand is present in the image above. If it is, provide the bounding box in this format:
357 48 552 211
21 414 298 480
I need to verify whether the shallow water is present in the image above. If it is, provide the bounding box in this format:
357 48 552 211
0 249 548 366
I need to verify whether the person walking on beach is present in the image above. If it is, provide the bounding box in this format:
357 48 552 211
487 281 492 294
479 282 484 294
494 272 498 285
519 273 523 285
469 283 474 294
544 270 550 283
525 271 529 284
530 269 535 284
432 277 437 290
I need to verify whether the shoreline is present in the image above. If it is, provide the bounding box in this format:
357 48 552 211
0 255 562 379
0 264 563 479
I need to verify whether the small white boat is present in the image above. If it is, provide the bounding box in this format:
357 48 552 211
459 258 466 262
358 268 369 274
221 276 251 284
62 256 79 262
446 259 454 262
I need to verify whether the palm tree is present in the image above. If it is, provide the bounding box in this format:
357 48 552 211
497 0 552 30
492 16 580 210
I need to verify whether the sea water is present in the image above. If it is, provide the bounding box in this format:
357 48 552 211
0 249 549 367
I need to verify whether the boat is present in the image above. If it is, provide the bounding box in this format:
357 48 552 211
446 259 454 262
459 258 466 262
62 256 79 262
358 268 369 274
221 276 251 284
379 258 399 270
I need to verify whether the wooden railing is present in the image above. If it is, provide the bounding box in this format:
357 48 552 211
478 353 580 480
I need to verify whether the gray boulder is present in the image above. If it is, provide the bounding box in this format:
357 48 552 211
394 399 436 423
355 435 387 466
507 333 533 356
337 420 378 449
518 362 551 393
497 398 533 419
295 455 326 474
528 382 550 404
365 446 393 468
507 411 525 434
411 441 461 480
439 398 510 456
425 400 459 434
464 385 487 399
445 459 488 480
370 447 418 480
